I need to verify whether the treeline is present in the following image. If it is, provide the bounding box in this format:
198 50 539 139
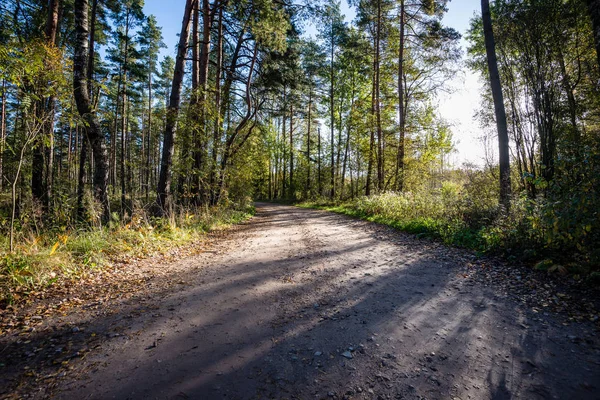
0 0 459 235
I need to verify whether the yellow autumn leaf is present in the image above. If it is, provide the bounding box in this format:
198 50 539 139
49 241 60 255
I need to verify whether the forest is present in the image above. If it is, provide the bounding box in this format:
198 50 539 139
1 0 600 303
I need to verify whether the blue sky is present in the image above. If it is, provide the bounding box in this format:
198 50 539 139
144 0 486 166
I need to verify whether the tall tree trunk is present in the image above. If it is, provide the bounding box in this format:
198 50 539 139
67 122 73 181
282 98 287 197
193 0 215 203
73 0 110 223
189 0 201 202
192 1 200 96
395 0 406 192
120 13 130 214
341 95 354 199
330 23 336 200
121 84 127 213
335 98 343 193
210 3 224 204
375 0 383 192
268 157 272 200
111 76 121 188
482 0 511 209
88 0 98 100
289 103 294 199
198 0 213 93
45 0 60 207
0 79 5 192
305 87 312 199
146 60 153 201
366 20 378 197
274 121 280 198
317 126 322 196
156 0 196 215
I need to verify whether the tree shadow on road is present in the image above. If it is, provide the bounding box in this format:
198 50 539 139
3 205 598 400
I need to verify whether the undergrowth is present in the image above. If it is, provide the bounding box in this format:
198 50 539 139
0 203 255 305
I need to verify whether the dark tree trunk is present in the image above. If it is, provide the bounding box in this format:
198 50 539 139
73 0 110 223
111 79 120 188
192 1 200 96
88 0 98 99
120 13 130 215
198 0 212 93
274 122 280 198
121 82 127 214
77 131 87 219
289 103 294 199
482 0 511 209
305 87 312 199
0 79 5 192
46 0 60 44
31 134 45 204
156 0 196 215
189 0 201 202
282 90 287 197
146 59 153 201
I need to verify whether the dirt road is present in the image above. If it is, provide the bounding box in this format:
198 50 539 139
47 204 600 398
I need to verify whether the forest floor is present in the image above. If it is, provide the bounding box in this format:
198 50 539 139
1 203 600 399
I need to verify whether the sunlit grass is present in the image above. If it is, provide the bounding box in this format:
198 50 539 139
0 205 255 305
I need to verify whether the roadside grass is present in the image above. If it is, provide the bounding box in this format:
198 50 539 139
298 192 600 282
299 200 483 248
0 205 255 305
